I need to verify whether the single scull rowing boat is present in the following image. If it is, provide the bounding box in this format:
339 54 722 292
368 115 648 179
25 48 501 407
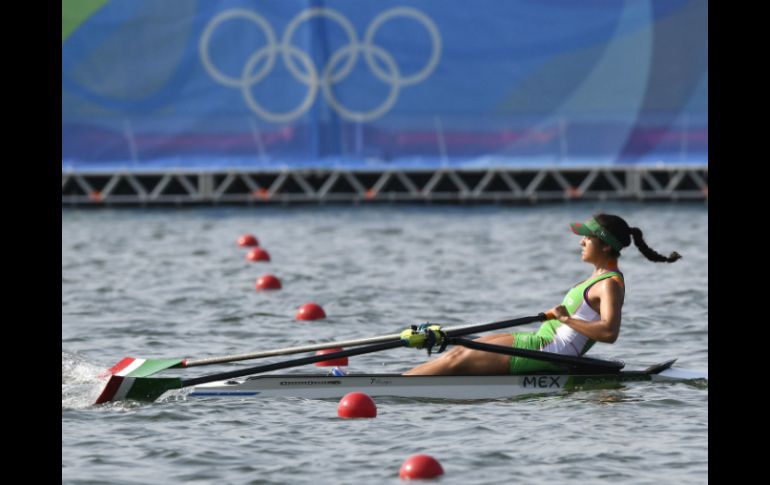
186 359 707 400
95 315 708 404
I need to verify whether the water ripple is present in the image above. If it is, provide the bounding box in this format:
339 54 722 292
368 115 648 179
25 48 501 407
63 205 708 485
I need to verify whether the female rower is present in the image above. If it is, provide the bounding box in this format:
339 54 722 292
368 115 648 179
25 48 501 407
402 214 681 375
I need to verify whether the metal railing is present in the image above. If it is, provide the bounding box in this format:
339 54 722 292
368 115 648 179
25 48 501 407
62 166 708 206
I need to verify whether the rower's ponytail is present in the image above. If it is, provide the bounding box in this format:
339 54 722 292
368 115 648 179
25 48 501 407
594 214 682 263
629 227 682 263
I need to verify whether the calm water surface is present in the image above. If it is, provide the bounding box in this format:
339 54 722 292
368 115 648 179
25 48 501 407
62 203 708 484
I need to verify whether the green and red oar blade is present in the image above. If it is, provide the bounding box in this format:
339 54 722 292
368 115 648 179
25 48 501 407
100 357 186 378
95 375 183 404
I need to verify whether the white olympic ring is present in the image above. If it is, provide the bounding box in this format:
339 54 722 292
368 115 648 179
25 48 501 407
199 7 441 123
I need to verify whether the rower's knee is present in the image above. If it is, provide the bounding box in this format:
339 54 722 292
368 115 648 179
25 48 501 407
438 347 475 373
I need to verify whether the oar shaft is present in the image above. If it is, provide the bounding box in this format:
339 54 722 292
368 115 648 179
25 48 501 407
184 313 551 367
181 340 407 387
182 314 549 386
446 313 548 338
452 338 623 371
184 335 402 367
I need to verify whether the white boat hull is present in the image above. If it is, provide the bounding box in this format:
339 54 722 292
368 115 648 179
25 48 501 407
187 362 706 400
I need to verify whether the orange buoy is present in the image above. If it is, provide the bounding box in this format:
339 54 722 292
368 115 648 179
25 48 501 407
337 392 376 418
238 234 259 247
314 348 348 367
296 302 326 321
255 274 281 290
399 454 444 480
246 247 271 262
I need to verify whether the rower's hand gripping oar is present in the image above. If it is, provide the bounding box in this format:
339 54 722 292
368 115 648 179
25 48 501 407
401 312 622 372
95 313 551 404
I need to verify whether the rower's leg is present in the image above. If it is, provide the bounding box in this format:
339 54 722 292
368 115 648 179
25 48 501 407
403 333 514 375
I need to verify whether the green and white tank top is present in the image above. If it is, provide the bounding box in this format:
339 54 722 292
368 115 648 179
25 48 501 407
535 270 623 356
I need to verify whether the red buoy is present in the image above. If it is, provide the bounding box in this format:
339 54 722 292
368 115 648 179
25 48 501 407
255 274 281 290
314 348 348 367
296 302 326 320
337 392 377 418
246 247 271 262
238 234 259 247
399 454 444 480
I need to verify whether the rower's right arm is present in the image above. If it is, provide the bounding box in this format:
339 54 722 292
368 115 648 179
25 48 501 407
545 306 566 320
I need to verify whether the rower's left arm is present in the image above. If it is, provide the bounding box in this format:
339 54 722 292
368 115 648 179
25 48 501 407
556 279 624 343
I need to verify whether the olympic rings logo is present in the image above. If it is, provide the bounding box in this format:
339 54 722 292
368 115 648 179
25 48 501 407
199 7 441 123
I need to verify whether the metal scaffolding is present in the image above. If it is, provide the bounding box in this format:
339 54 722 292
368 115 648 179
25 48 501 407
62 166 708 206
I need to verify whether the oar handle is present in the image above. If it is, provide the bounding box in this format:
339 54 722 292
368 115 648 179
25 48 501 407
445 313 550 338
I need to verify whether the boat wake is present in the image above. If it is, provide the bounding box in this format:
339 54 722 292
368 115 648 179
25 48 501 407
62 350 192 409
61 351 114 409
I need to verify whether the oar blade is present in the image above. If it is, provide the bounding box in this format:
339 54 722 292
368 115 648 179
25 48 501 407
95 375 183 404
92 314 550 404
99 357 186 378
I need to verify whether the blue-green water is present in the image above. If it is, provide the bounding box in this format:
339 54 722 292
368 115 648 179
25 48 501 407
62 203 707 484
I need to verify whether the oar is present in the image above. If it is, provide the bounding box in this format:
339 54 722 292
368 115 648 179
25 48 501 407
95 313 550 404
451 338 624 371
96 340 405 404
101 335 411 378
102 312 558 378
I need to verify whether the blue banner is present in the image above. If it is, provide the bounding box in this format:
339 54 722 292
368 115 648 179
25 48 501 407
62 0 708 171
